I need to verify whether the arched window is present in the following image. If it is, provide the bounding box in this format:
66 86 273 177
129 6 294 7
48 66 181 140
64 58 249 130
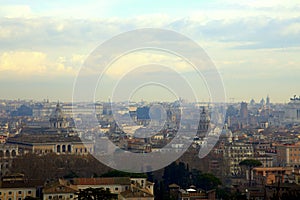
62 145 66 152
67 145 71 153
11 150 16 157
57 145 61 153
5 150 10 157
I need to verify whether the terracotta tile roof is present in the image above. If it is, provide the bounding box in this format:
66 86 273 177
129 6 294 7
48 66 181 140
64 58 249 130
120 188 154 198
0 180 43 188
73 177 130 186
43 183 77 194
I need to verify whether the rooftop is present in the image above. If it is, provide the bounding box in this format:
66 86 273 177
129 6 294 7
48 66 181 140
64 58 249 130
72 177 131 186
7 133 85 144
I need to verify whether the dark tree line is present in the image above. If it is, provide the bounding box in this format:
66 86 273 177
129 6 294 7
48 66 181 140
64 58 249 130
100 170 147 178
154 161 222 200
10 153 111 181
76 187 118 200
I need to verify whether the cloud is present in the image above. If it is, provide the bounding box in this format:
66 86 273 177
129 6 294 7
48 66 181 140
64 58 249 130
220 0 299 9
0 51 47 74
0 51 80 79
0 5 32 18
0 8 299 54
104 51 192 78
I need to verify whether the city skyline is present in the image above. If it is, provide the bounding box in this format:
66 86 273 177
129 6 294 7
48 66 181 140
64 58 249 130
0 0 300 103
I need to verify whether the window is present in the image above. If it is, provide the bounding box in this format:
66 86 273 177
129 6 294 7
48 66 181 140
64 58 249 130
49 196 52 199
115 187 118 191
59 195 62 199
8 192 12 195
8 198 12 200
28 191 32 194
18 198 22 200
70 195 73 198
18 191 22 194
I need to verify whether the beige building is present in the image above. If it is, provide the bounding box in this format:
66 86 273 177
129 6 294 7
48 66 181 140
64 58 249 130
43 182 77 200
59 177 154 200
7 135 94 156
276 142 300 167
0 174 42 200
6 103 94 156
253 167 293 185
0 144 19 177
224 142 254 176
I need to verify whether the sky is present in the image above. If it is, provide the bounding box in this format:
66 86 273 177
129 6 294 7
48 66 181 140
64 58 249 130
0 0 300 103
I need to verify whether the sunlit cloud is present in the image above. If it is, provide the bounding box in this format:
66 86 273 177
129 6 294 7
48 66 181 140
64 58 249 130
0 5 32 18
0 51 80 79
105 51 192 78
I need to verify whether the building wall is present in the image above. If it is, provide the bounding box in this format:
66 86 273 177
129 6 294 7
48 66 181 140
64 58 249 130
276 144 300 167
224 142 254 175
43 193 75 200
10 142 94 156
285 101 300 123
0 188 36 200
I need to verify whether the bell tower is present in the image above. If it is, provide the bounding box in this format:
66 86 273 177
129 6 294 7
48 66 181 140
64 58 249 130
197 107 210 136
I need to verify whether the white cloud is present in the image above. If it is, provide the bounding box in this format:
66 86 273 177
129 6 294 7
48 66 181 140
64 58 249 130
221 0 300 9
281 23 300 36
0 51 47 73
0 5 33 18
104 51 192 78
0 51 79 78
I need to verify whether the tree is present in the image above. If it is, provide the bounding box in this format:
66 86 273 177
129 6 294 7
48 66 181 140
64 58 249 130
196 173 222 191
76 187 118 200
162 161 190 188
100 170 147 178
239 159 262 186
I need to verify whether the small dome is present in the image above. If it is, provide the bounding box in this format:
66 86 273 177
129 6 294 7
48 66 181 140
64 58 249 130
50 103 66 120
49 102 68 129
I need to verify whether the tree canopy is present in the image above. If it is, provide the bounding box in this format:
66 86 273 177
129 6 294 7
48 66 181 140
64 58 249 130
197 173 222 191
100 170 147 178
76 187 118 200
239 159 262 168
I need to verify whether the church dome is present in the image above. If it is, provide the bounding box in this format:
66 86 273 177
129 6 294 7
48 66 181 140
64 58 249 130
49 103 68 128
50 103 66 120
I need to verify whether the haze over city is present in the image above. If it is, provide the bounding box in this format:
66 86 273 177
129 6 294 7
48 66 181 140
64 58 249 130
0 0 299 103
2 1 300 199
